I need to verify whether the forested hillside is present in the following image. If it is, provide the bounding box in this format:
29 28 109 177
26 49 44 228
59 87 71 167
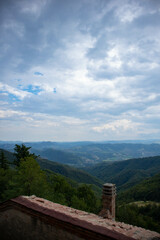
37 158 103 187
85 156 160 191
117 173 160 203
31 148 83 167
116 173 160 233
0 146 101 214
1 145 160 233
0 148 103 188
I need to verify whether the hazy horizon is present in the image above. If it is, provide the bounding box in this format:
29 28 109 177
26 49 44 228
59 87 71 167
1 139 160 143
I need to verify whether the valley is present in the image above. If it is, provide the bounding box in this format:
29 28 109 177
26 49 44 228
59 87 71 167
1 141 160 167
0 142 160 233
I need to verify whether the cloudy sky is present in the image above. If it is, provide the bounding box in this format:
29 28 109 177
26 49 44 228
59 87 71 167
0 0 160 141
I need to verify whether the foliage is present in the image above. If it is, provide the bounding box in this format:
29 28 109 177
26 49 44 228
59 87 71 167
16 157 49 196
1 157 50 200
86 156 160 191
116 203 160 233
74 184 100 213
37 157 103 187
13 144 37 167
46 172 101 213
1 148 103 188
0 145 101 215
0 150 9 169
117 173 160 204
1 144 160 234
116 173 160 233
0 168 15 202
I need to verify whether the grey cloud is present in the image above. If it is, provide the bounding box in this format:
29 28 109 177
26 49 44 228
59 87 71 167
1 0 160 141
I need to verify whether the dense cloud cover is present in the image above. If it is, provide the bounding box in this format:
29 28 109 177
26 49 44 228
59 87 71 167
0 0 160 141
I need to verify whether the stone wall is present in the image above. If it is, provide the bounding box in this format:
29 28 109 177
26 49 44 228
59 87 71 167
0 196 160 240
0 208 85 240
0 201 126 240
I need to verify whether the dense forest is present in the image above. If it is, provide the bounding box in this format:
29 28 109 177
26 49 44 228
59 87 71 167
85 156 160 191
116 173 160 233
37 157 103 187
0 145 101 214
116 203 160 233
0 148 103 187
0 144 160 233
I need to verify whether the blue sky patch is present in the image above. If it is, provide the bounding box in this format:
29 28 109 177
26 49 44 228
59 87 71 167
23 85 42 95
34 72 43 76
8 93 21 102
0 91 21 102
15 79 22 82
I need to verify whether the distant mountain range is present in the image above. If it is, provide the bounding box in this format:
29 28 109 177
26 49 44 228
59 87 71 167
1 141 160 167
31 148 84 167
67 143 160 165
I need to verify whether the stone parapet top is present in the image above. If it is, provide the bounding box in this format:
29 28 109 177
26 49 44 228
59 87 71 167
9 196 160 240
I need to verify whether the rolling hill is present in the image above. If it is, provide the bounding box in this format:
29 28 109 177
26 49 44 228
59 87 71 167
85 156 160 191
30 148 83 167
1 141 160 167
67 143 160 165
117 173 160 203
0 148 103 188
116 173 160 233
37 157 103 187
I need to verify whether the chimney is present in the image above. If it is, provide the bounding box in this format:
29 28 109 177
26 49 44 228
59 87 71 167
99 183 116 220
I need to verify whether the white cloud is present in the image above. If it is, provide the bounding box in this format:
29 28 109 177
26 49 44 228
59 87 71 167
0 0 160 141
0 83 30 99
0 110 16 118
19 0 48 17
115 1 143 23
0 108 88 127
93 119 140 133
0 108 91 141
61 116 89 125
106 47 123 69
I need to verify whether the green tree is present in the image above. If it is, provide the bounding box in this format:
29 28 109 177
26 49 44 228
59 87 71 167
0 150 9 169
13 144 37 167
0 168 15 202
76 184 98 213
3 157 50 200
16 156 49 196
71 195 88 210
47 173 75 205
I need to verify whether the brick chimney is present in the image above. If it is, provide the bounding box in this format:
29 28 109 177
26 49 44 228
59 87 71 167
99 183 116 220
